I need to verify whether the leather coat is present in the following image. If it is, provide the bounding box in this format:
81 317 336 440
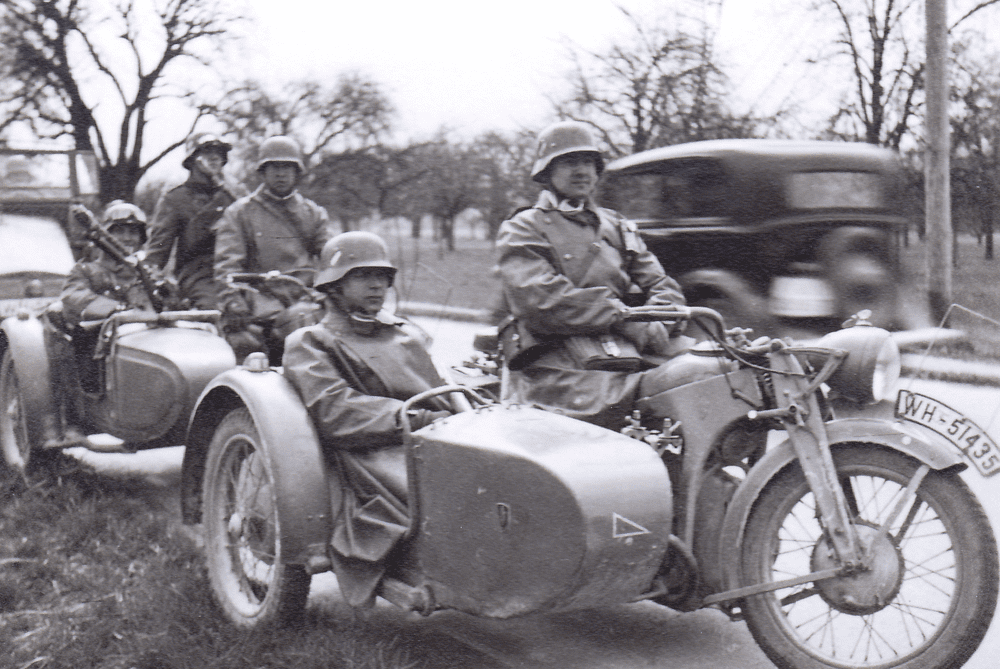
214 185 331 287
145 172 236 308
60 256 154 326
282 304 448 607
496 191 686 427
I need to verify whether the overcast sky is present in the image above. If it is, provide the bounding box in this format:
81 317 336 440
240 0 829 140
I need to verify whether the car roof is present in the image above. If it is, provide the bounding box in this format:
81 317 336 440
605 139 899 173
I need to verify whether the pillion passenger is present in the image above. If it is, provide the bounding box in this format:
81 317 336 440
144 132 237 310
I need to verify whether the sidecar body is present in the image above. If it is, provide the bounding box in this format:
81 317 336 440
184 367 674 620
1 308 235 472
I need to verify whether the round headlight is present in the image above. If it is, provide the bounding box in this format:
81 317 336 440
817 326 900 404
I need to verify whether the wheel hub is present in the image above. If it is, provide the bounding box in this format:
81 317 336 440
811 522 903 615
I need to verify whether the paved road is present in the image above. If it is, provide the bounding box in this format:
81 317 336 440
69 315 1000 668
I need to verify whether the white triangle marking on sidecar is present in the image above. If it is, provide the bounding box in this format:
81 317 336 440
612 512 650 538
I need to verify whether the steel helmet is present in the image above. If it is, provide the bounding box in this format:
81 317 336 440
182 132 232 170
102 200 148 243
256 135 305 173
530 121 604 183
314 231 396 290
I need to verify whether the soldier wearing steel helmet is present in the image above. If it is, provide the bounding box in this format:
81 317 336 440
282 231 449 607
495 121 689 428
144 132 237 309
60 201 157 327
214 135 332 361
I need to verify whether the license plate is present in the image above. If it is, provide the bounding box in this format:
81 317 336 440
0 296 54 318
895 389 1000 477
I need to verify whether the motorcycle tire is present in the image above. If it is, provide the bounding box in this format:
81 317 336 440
0 349 35 478
202 406 311 629
739 443 998 669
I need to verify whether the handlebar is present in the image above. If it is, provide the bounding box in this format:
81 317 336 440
80 309 221 330
624 305 726 330
399 384 491 440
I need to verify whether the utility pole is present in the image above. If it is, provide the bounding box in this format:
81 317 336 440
925 0 952 320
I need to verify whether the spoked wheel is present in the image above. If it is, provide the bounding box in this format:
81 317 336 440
202 407 310 628
740 445 998 669
0 349 34 478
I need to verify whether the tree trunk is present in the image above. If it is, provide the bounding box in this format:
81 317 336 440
986 210 995 260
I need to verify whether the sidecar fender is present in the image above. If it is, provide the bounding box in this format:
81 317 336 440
181 366 331 566
717 417 966 590
1 315 56 447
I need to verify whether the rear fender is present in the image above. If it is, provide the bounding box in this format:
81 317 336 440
0 315 56 446
181 366 331 566
717 417 966 591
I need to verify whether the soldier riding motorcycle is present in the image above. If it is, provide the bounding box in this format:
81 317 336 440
182 294 998 669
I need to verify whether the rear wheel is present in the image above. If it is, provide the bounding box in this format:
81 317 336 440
202 407 310 628
0 349 34 478
740 445 998 669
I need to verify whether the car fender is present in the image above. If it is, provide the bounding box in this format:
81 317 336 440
181 366 332 566
716 416 966 591
1 315 56 447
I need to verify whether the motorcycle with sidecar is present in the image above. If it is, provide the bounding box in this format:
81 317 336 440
180 305 998 669
0 206 236 476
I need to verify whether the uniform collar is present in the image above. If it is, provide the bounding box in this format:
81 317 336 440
535 189 598 215
253 183 299 204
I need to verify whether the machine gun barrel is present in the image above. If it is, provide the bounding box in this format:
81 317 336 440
71 205 164 313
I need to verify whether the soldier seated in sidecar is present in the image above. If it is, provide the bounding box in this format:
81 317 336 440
0 202 234 468
45 201 159 444
281 231 451 607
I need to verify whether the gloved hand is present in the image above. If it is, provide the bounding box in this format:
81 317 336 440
219 283 255 329
406 409 451 430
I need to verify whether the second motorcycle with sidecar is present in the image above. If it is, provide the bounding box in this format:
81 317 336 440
0 206 237 476
180 305 998 669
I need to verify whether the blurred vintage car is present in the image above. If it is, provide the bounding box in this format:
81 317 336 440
597 139 931 338
0 149 100 319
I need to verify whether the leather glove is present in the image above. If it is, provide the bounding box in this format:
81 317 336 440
406 409 451 430
219 283 254 318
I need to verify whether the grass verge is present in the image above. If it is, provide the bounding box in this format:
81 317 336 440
0 467 430 669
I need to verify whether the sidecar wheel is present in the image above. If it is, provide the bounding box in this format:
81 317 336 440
0 350 35 478
739 444 998 669
202 407 310 628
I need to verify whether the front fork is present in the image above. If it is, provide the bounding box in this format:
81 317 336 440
767 351 863 568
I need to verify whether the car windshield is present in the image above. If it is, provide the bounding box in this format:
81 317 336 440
0 214 75 275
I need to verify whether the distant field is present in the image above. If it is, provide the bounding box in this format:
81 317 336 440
899 232 1000 358
373 222 1000 354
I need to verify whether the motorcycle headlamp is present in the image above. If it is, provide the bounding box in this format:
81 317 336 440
817 325 901 404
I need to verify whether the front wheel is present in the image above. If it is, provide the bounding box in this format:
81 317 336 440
202 407 310 628
740 444 998 669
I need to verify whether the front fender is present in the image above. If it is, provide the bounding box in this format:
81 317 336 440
1 315 56 447
181 366 331 566
717 417 966 591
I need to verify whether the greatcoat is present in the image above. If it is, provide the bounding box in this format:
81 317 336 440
145 171 237 308
282 305 448 607
496 190 686 427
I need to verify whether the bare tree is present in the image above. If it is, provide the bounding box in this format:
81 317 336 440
211 74 395 177
553 7 766 157
0 0 245 202
818 0 1000 148
949 39 1000 260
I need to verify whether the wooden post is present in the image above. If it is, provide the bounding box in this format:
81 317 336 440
924 0 952 321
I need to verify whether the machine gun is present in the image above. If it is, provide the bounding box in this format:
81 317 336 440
70 204 172 313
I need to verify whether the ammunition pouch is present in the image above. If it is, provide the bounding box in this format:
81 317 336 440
499 317 642 373
563 333 642 372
